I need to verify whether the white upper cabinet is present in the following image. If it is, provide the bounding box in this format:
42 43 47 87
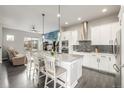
91 26 101 45
61 31 70 41
70 30 78 45
91 22 120 45
100 24 111 45
61 30 78 45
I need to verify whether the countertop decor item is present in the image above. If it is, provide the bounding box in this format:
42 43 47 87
95 47 99 53
51 49 55 56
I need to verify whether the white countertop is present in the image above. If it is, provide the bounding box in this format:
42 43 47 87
57 53 83 63
72 51 115 56
34 52 83 63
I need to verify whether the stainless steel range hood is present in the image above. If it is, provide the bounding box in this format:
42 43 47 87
80 21 89 41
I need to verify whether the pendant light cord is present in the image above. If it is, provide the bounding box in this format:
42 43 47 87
42 13 45 50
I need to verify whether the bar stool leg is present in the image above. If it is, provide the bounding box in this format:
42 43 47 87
65 72 67 88
54 78 56 88
44 75 48 88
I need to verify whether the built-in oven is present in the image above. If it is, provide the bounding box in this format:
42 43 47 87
62 40 69 53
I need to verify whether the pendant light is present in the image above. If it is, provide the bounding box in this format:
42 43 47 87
42 13 45 50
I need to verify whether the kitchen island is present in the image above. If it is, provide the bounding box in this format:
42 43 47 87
56 54 83 88
34 52 83 88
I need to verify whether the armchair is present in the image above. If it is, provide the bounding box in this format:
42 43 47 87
7 47 27 66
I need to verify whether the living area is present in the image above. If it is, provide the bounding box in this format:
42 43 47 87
0 26 43 87
2 27 41 65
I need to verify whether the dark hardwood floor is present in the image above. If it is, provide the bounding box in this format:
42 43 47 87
75 67 115 88
0 62 116 88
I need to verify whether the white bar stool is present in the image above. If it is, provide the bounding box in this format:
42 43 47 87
44 56 67 88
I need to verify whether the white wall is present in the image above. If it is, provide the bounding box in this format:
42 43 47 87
63 23 83 40
2 28 42 54
63 15 119 40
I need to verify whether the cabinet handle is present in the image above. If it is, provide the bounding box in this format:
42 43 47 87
109 57 111 61
113 64 120 72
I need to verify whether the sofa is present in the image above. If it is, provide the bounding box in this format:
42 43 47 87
7 47 27 66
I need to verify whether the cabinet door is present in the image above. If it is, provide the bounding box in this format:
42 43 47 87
91 26 101 45
82 55 89 67
90 55 99 70
61 31 69 40
66 31 71 40
100 24 111 45
99 56 109 72
71 30 78 45
83 54 90 67
108 56 116 74
83 54 99 70
61 32 65 41
64 32 68 40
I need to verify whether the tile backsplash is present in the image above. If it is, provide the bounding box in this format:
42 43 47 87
73 41 113 53
92 45 113 53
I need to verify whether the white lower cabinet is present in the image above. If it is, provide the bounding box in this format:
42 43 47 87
83 54 89 67
89 55 98 69
99 56 109 72
72 51 116 74
108 56 116 74
82 53 116 74
83 54 98 69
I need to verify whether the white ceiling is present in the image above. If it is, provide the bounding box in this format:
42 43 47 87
0 5 120 33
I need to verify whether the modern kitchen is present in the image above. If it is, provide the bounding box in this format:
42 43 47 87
0 5 124 88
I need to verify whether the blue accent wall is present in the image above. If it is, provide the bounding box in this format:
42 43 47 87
44 30 59 41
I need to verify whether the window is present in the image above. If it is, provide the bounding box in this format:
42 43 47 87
24 37 39 51
6 35 14 41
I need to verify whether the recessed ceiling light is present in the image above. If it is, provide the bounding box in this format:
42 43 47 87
65 22 68 25
102 8 107 13
78 17 81 21
57 14 61 18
